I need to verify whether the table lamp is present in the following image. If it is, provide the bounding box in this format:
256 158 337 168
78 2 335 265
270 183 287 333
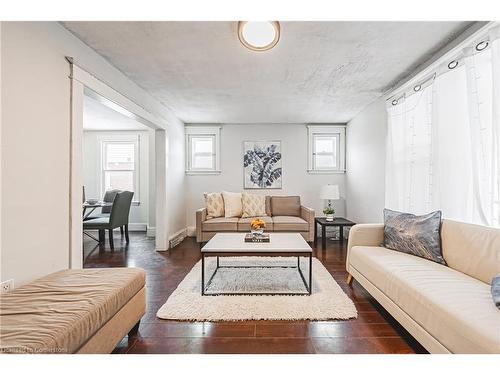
320 184 340 221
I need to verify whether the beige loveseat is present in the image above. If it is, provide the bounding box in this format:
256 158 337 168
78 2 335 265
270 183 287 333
196 195 315 243
346 219 500 354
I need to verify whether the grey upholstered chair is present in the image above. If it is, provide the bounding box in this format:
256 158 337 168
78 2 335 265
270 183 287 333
83 191 134 250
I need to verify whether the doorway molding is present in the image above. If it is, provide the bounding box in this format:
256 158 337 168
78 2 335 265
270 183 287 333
68 59 170 268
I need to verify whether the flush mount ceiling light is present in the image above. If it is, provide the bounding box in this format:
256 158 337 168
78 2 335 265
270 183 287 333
238 21 280 52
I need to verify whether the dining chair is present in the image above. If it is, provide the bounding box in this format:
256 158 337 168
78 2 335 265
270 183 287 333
84 189 121 221
83 191 134 250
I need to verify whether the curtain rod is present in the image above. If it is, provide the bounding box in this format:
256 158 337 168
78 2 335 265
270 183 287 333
385 21 496 103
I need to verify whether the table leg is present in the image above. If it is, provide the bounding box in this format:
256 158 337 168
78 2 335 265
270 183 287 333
201 254 205 296
339 226 344 242
314 221 317 246
309 253 312 295
321 225 326 250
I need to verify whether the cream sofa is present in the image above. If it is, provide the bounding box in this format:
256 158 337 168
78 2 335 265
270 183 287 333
196 195 315 243
346 219 500 354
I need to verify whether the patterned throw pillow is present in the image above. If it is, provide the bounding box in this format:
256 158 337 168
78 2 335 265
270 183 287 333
492 275 500 309
383 208 446 265
204 192 224 219
241 193 267 218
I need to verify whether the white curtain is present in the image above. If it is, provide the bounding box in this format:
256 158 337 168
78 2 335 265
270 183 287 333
386 25 500 227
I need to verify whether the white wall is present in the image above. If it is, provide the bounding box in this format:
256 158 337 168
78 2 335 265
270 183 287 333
346 99 387 223
185 124 346 230
1 22 185 286
83 130 152 229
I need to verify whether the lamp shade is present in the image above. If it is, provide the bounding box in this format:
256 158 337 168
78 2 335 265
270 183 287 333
320 184 340 200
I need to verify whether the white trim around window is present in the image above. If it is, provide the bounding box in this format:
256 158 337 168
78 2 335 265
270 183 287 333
185 126 221 175
99 135 140 203
307 125 346 174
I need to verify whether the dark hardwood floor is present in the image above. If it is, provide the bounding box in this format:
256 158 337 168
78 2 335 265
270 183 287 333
83 232 427 354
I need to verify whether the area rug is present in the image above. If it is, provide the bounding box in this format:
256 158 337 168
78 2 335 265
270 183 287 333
156 257 357 321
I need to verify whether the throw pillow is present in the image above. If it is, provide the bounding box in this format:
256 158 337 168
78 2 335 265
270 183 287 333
492 275 500 309
383 208 446 265
241 193 267 218
204 192 224 219
222 191 243 218
271 196 301 217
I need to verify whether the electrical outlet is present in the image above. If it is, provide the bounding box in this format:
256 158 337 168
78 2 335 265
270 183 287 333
1 279 14 294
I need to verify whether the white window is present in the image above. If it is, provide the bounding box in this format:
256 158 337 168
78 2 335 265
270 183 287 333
307 125 346 173
101 138 139 200
185 126 221 174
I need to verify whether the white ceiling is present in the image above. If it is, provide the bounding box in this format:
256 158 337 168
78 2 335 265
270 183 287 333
83 95 150 131
66 21 473 124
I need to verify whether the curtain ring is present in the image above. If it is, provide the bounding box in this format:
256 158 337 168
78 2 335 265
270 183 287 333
391 99 398 106
413 84 421 92
448 60 459 69
475 41 488 51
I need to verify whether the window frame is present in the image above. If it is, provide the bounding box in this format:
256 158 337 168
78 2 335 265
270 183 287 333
185 126 221 175
100 136 140 203
307 125 346 174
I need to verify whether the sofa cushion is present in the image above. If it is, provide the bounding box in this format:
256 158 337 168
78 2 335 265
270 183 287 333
383 208 445 265
237 216 274 232
222 191 243 218
271 196 301 217
349 246 500 354
0 268 145 354
241 193 267 218
273 216 308 231
441 219 500 285
204 192 224 219
202 217 239 231
265 196 272 216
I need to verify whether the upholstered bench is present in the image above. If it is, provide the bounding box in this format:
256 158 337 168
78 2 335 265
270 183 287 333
0 268 146 354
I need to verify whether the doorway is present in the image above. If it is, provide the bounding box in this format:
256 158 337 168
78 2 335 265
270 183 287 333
69 61 169 269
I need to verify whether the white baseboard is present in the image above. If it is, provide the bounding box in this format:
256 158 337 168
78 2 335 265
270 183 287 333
127 223 148 232
90 223 145 232
187 226 196 237
146 226 156 237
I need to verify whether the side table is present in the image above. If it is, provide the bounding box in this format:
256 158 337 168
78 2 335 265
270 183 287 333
314 217 356 250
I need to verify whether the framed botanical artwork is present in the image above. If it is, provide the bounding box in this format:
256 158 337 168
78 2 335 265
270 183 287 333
243 141 282 189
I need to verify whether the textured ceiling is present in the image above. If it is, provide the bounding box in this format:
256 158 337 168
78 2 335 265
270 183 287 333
65 21 473 124
83 95 149 131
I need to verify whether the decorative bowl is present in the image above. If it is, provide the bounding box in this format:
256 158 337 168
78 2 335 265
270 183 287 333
86 198 98 205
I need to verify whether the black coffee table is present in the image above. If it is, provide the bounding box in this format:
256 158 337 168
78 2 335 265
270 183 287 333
314 217 356 250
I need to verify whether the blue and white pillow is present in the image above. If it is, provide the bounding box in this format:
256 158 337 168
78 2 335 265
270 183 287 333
383 209 445 265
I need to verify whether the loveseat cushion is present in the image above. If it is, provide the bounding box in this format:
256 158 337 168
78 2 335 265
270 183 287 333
349 246 500 354
237 216 274 232
0 268 145 354
273 216 308 231
202 217 239 231
270 196 301 217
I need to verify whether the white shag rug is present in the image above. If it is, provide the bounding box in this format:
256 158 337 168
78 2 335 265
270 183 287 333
156 257 358 321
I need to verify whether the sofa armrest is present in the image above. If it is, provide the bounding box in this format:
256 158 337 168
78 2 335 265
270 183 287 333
346 224 384 269
300 206 315 241
196 208 207 243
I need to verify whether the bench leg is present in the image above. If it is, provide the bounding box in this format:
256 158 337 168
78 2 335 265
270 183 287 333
128 320 140 336
346 273 353 286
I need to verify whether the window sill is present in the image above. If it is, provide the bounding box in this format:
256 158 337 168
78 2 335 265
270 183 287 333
307 169 346 174
185 170 222 175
